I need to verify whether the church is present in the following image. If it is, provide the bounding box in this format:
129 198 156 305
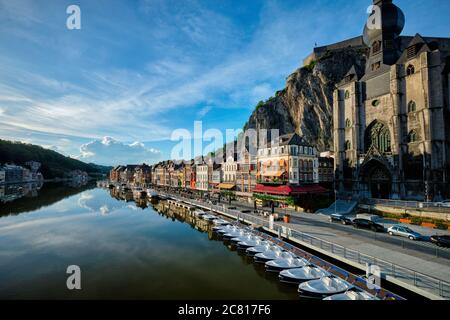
333 0 450 200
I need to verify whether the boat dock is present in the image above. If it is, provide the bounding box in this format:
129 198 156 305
159 193 405 300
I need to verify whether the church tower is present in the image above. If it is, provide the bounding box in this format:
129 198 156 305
363 0 405 78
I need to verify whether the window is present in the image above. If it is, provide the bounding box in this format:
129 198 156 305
345 118 351 128
372 41 381 54
345 141 351 151
344 90 350 99
344 141 352 151
372 99 380 107
407 45 418 59
371 61 381 71
408 130 418 143
406 64 415 76
408 101 417 113
365 121 391 153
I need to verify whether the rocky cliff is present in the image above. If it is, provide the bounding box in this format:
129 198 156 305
244 46 369 151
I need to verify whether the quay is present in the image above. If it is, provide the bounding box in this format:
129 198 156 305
160 195 403 300
158 191 449 300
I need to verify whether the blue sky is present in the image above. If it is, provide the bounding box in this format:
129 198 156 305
0 0 449 166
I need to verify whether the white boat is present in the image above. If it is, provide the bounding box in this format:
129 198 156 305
193 210 206 218
202 214 217 221
279 265 330 284
212 218 229 226
253 247 287 264
215 225 239 234
230 234 261 245
323 290 378 300
222 229 250 240
265 256 308 272
237 238 268 250
298 276 354 299
246 244 283 257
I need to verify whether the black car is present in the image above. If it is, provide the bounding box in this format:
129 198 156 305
329 214 352 225
430 235 450 248
352 219 385 232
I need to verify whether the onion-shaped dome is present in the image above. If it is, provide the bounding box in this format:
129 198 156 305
363 0 405 46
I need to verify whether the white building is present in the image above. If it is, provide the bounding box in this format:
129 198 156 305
196 162 209 191
222 154 238 184
257 133 319 185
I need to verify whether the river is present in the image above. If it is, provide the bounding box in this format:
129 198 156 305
0 183 298 299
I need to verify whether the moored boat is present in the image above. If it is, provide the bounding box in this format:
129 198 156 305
237 238 269 250
253 246 286 264
230 234 261 245
222 229 250 241
214 225 239 234
298 276 353 299
323 289 378 300
265 256 308 273
201 214 217 221
279 265 330 284
212 218 230 226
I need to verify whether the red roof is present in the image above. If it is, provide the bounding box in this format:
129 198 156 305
253 184 328 196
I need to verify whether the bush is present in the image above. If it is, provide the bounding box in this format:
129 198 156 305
434 221 448 230
255 101 265 112
410 217 422 225
303 60 317 71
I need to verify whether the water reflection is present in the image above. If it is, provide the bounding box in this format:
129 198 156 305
0 186 298 299
0 181 43 204
0 181 94 217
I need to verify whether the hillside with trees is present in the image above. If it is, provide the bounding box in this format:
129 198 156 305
0 139 111 179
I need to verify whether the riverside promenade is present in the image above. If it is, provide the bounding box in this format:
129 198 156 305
162 192 450 300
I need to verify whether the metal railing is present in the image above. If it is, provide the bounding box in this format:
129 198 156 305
165 193 450 299
364 198 450 212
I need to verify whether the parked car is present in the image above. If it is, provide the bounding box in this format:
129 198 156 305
329 214 352 225
387 225 422 240
436 200 450 208
352 219 385 232
430 235 450 247
240 209 251 214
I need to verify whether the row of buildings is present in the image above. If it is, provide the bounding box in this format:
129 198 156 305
110 133 333 203
0 161 44 185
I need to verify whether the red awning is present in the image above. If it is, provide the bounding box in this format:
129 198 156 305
253 184 328 196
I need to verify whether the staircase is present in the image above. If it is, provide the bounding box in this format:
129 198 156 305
316 200 358 215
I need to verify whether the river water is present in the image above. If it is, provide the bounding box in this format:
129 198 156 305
0 183 298 299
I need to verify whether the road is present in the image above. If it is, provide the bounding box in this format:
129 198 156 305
222 198 450 260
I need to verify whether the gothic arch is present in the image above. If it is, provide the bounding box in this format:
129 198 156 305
364 120 391 153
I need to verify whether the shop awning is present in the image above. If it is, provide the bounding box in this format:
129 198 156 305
261 171 285 177
218 183 236 190
253 184 328 196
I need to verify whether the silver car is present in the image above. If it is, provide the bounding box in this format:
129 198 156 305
437 200 450 208
387 225 422 240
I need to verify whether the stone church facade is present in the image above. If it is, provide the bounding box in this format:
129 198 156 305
334 0 450 200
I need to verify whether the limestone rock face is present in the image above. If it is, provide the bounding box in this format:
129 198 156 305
244 47 368 151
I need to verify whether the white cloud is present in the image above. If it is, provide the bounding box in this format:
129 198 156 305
196 106 212 118
78 136 161 165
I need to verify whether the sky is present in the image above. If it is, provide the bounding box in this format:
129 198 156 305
0 0 449 166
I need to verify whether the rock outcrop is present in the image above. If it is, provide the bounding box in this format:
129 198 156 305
244 46 369 151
